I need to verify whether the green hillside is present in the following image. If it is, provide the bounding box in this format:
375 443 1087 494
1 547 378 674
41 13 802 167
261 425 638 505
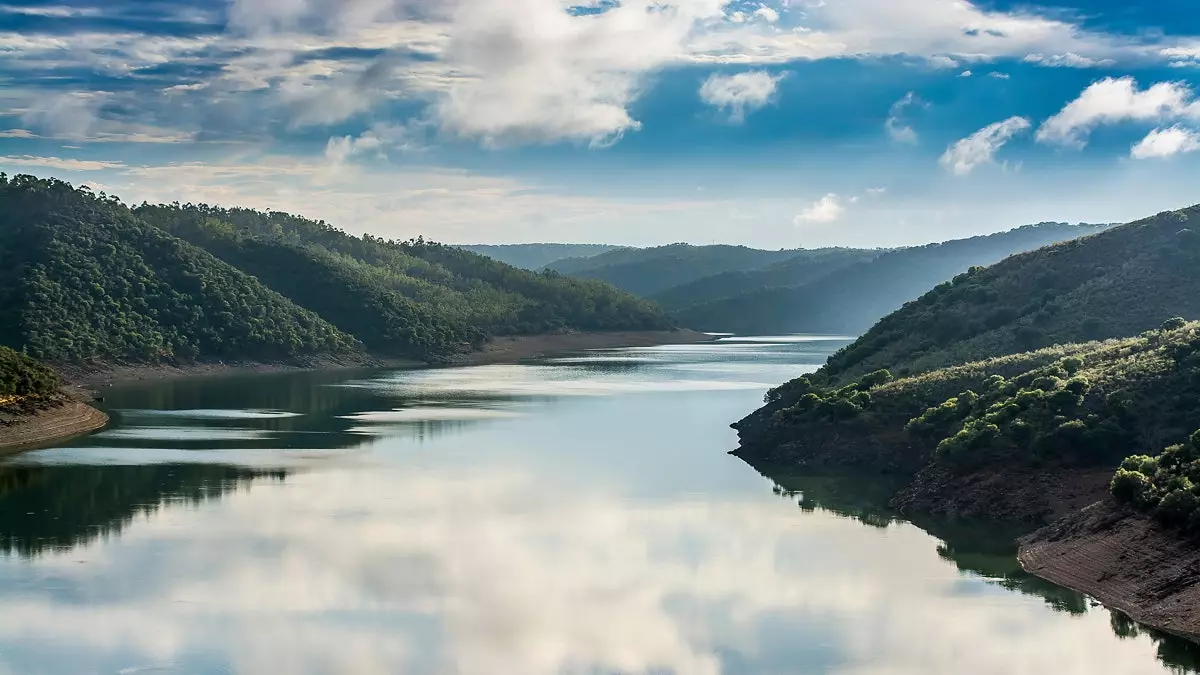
547 243 802 296
0 346 59 399
651 248 879 311
137 204 673 362
735 320 1200 522
0 175 358 364
675 222 1109 336
822 208 1200 383
456 243 620 270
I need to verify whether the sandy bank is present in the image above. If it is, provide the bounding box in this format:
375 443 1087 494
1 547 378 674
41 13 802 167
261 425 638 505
0 401 109 454
1019 500 1200 643
449 329 714 366
63 330 715 390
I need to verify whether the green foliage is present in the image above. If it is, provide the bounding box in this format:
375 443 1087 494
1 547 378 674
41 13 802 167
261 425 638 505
675 222 1109 335
455 244 619 271
0 175 358 363
822 207 1200 384
0 346 59 397
1112 430 1200 532
0 174 676 366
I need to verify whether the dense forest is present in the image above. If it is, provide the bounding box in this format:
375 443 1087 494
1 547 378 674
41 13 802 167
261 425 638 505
0 346 59 399
545 243 806 296
821 209 1200 383
674 222 1110 335
455 243 618 270
0 174 674 367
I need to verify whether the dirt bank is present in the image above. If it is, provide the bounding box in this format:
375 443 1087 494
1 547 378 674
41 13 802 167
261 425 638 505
450 329 714 366
63 330 715 390
0 400 109 454
1019 500 1200 643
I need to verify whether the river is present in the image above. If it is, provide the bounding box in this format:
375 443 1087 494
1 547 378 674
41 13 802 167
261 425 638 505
0 336 1197 674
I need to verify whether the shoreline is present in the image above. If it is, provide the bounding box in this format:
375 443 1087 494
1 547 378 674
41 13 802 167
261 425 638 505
64 329 715 391
0 401 109 454
1018 501 1200 645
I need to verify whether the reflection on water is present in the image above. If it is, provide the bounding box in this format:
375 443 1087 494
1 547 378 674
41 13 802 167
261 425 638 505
0 336 1196 674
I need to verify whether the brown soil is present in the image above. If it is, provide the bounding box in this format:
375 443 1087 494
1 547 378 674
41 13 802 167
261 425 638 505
1020 500 1200 643
448 329 714 366
0 400 109 454
891 464 1114 523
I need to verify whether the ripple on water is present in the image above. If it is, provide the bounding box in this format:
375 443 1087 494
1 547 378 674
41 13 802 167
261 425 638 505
115 409 303 420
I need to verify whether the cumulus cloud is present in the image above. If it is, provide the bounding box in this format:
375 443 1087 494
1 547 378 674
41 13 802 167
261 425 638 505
1130 126 1200 159
794 193 844 224
939 116 1031 175
698 70 785 122
1036 77 1194 148
754 6 780 23
885 92 924 143
959 70 973 77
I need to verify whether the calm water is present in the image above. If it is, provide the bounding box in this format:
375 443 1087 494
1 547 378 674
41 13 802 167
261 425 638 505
1 336 1197 674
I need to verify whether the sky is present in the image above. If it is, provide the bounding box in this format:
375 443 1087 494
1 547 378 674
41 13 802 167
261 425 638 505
2 0 1200 248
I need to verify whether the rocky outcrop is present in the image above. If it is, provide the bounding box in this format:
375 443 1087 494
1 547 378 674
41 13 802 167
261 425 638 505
1020 501 1200 643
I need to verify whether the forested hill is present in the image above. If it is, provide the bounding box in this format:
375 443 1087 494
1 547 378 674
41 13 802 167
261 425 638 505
0 174 674 366
674 222 1110 337
546 244 805 296
455 244 619 270
820 206 1200 383
0 175 358 364
651 248 880 311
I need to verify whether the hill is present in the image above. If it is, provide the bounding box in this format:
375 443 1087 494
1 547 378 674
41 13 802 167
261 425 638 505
546 243 803 296
821 208 1200 383
0 175 359 365
0 174 676 369
674 222 1110 336
136 204 674 362
650 248 880 311
455 244 620 270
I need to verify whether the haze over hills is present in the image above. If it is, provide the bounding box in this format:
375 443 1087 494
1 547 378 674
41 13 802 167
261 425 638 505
0 175 675 366
673 222 1111 336
545 243 806 297
455 244 620 270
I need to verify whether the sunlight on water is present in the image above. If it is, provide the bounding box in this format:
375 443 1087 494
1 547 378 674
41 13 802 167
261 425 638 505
0 335 1194 675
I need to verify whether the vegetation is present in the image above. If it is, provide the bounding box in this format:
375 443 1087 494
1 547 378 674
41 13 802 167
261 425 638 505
676 222 1109 336
0 346 59 399
0 174 673 366
1110 429 1200 534
455 243 619 270
650 248 879 311
0 175 358 364
546 243 805 296
822 209 1200 383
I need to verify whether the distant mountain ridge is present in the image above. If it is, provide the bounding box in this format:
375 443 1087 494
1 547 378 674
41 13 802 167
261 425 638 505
673 222 1111 336
455 243 620 270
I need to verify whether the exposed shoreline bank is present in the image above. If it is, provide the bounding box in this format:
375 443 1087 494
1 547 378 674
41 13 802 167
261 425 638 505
0 401 109 454
1019 501 1200 644
63 329 714 391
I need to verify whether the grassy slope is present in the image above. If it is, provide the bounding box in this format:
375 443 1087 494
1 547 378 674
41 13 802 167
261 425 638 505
676 222 1110 335
822 208 1200 383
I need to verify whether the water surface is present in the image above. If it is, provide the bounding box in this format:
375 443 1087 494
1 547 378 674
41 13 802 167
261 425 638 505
0 336 1197 674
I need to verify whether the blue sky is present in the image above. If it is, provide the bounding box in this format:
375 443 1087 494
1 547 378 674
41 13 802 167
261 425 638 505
2 0 1200 247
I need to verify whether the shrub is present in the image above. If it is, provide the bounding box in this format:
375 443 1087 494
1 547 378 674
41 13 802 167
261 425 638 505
1162 317 1188 331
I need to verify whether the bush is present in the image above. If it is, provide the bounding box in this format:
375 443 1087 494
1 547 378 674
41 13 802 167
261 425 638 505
1162 317 1188 331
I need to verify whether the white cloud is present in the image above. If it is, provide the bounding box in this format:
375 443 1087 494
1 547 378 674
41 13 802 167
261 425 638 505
1022 52 1115 68
698 70 785 122
753 6 780 23
1130 126 1200 159
959 70 973 77
1036 77 1193 148
0 155 126 171
939 116 1031 175
885 92 923 144
0 129 37 138
989 72 1011 79
865 187 887 196
794 193 844 224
